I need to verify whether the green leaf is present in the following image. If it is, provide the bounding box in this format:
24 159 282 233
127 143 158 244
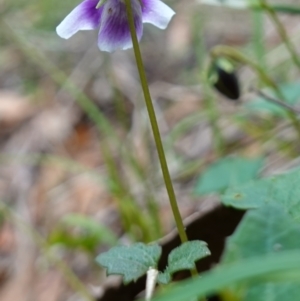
220 205 300 301
150 251 300 301
194 156 263 195
96 243 162 283
223 205 300 261
246 82 300 117
241 283 300 301
157 273 171 285
221 204 300 263
221 168 300 221
158 241 210 284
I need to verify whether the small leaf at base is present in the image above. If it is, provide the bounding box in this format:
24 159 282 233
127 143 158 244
96 243 162 283
158 241 210 284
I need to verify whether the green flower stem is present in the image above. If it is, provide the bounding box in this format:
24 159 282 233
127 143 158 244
123 0 188 244
259 0 300 72
210 45 300 139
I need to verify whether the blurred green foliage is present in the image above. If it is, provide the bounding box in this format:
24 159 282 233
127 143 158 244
194 156 264 195
48 214 118 253
222 167 300 221
221 204 300 301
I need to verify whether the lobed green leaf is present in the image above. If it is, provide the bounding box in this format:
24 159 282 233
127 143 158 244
96 243 162 283
158 241 210 284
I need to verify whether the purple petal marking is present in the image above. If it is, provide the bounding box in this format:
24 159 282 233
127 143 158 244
141 0 175 29
98 0 143 52
56 0 102 39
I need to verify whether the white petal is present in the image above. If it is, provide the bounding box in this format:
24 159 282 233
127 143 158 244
56 0 102 39
141 0 175 29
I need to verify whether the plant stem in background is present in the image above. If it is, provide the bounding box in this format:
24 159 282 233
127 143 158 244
123 0 188 244
251 9 267 70
202 73 225 156
255 90 300 114
251 3 300 15
259 0 300 72
192 10 225 156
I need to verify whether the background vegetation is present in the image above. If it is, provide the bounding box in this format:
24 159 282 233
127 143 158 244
0 0 300 300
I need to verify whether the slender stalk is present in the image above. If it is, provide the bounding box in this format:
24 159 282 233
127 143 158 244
251 9 267 70
251 3 300 15
202 68 225 156
259 0 300 71
123 0 188 244
255 89 300 114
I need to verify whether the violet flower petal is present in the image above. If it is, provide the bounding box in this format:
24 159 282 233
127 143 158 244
98 0 143 52
56 0 103 39
141 0 175 29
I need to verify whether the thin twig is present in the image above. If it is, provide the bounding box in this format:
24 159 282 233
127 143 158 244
254 89 300 115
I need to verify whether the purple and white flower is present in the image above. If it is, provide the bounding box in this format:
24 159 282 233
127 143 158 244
56 0 175 52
